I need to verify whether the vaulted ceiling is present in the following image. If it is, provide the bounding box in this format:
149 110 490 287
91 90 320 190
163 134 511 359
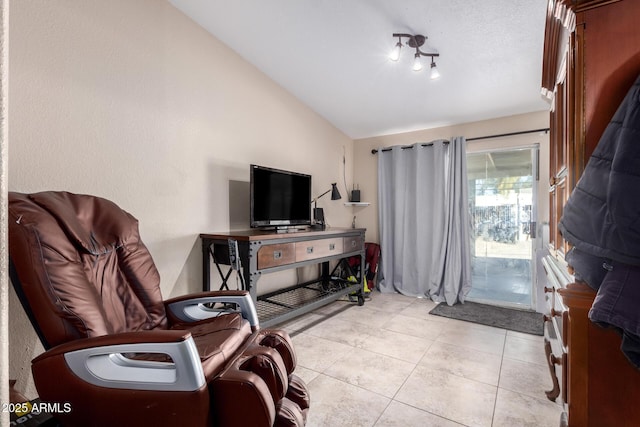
169 0 550 139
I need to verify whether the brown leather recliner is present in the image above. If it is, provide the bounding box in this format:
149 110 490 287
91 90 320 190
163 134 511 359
8 191 310 426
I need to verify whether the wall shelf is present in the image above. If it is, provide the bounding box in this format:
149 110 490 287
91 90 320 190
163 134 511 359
344 202 370 207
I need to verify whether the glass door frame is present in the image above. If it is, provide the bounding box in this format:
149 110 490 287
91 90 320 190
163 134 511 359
466 144 540 310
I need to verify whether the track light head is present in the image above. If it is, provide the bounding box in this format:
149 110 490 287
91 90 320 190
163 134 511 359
413 52 423 71
430 60 440 79
389 40 402 61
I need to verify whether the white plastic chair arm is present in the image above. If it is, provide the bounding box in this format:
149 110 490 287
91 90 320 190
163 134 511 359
167 294 259 327
63 336 205 392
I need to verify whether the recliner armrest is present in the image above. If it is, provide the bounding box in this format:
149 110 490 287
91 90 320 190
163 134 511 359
165 291 259 328
33 330 206 392
33 330 192 359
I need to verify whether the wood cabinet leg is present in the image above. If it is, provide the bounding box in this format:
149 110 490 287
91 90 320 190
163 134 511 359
544 338 561 401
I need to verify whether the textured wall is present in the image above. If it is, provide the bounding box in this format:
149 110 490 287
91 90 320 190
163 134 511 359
8 0 354 397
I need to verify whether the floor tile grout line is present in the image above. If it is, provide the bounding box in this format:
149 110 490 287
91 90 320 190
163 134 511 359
295 314 440 365
370 399 394 427
373 322 471 427
381 306 486 426
491 329 509 426
427 334 507 359
299 301 512 385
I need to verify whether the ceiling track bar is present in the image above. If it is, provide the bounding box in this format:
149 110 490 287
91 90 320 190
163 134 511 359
371 128 550 154
391 33 440 59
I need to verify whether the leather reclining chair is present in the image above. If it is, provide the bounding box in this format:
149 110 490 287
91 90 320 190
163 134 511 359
8 191 310 426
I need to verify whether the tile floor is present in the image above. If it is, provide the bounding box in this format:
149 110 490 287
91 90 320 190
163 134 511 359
278 292 563 427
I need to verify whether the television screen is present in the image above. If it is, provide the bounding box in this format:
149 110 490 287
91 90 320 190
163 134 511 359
250 165 311 228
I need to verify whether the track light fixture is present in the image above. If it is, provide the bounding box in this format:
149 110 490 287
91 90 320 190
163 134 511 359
389 33 440 79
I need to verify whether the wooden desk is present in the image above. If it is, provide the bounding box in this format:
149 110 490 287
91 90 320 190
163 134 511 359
200 228 366 327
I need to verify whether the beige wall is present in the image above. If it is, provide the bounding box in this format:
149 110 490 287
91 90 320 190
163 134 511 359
7 0 354 397
352 111 550 244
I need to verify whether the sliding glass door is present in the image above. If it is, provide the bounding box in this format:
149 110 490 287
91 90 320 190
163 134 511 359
466 147 537 308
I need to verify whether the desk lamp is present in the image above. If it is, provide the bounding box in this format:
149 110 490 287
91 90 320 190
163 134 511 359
312 183 341 229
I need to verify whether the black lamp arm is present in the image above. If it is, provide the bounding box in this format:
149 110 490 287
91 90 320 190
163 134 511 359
312 189 332 203
312 183 341 210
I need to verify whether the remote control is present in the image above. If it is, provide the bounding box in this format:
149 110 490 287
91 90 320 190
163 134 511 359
228 239 241 271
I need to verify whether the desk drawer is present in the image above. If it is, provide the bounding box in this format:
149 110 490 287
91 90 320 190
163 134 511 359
295 238 343 262
344 236 363 252
257 243 296 269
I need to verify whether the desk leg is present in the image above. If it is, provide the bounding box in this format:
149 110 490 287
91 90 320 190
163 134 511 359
238 242 258 303
246 270 258 303
358 252 365 305
202 239 211 292
321 261 331 290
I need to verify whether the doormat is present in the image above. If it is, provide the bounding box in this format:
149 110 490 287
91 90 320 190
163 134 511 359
429 301 544 336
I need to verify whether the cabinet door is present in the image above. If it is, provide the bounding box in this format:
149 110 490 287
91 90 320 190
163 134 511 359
549 174 568 256
554 80 568 178
582 1 640 160
548 35 577 256
555 176 568 256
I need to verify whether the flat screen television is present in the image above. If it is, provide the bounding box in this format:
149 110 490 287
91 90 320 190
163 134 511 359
250 164 312 229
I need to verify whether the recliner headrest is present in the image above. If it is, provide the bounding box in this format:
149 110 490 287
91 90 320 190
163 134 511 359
28 191 139 255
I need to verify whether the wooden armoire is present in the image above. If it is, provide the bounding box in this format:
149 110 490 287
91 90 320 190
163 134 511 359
541 0 640 426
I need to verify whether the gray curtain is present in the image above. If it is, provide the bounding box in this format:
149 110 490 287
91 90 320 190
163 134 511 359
377 137 472 305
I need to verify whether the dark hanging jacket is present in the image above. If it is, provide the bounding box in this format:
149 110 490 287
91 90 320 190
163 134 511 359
559 73 640 369
560 74 640 265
